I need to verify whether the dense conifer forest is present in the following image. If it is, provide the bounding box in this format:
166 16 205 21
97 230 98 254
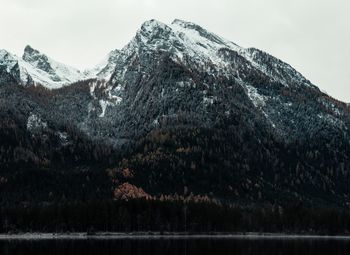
1 83 350 234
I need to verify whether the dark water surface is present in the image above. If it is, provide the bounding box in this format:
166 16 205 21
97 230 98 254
1 236 350 254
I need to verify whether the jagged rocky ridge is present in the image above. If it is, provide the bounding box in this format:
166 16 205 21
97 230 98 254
0 19 350 208
0 45 119 89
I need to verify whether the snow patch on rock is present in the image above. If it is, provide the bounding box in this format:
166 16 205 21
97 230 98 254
246 85 268 108
27 114 47 132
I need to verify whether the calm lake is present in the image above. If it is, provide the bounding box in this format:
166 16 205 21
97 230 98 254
1 235 350 254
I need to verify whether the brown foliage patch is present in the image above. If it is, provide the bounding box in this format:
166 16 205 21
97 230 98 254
113 182 151 201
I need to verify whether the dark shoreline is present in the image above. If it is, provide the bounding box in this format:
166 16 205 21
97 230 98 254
1 232 350 240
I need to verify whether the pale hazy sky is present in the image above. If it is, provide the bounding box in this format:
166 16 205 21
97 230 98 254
1 0 349 102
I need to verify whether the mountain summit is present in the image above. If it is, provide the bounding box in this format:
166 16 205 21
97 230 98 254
22 45 85 87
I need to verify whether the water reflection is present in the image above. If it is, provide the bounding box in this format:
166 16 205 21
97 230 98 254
1 237 350 255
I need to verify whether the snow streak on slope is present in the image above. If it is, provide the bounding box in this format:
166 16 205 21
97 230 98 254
84 49 120 81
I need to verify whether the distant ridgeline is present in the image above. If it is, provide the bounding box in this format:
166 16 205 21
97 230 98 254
0 19 350 233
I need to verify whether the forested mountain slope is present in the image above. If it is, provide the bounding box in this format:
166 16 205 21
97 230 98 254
0 19 349 213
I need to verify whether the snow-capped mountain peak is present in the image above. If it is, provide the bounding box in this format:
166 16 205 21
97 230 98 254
102 19 329 141
136 19 173 47
130 19 239 67
21 45 85 88
0 18 318 93
22 45 49 66
0 45 122 89
141 19 170 32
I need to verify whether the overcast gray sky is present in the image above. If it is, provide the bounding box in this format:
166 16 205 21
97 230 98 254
1 0 349 102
